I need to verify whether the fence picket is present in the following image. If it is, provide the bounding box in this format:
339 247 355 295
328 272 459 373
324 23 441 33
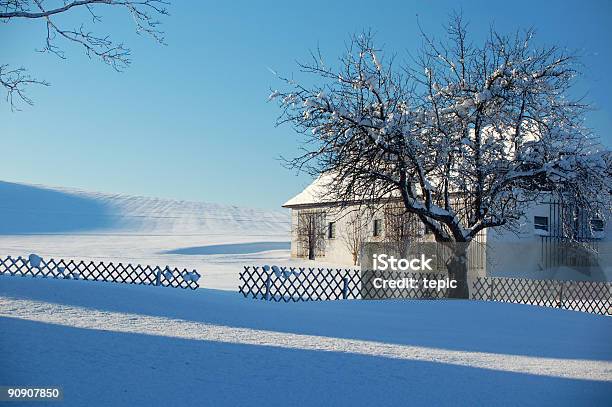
239 266 611 315
0 255 200 290
471 276 610 316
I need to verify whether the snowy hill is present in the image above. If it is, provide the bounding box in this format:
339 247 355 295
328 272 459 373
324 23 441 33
0 180 290 235
0 181 293 290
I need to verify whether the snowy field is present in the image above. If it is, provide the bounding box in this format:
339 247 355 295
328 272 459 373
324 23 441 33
0 181 346 290
1 180 611 406
1 276 611 406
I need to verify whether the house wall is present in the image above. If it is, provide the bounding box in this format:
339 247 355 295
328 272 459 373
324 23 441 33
289 205 385 265
485 202 611 282
288 201 611 282
290 209 299 258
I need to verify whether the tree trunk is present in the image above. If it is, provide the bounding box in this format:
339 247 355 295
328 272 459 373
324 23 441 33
398 241 409 260
308 238 315 260
446 246 469 299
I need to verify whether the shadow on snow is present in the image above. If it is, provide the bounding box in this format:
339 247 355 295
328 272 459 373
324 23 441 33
2 317 611 407
0 181 117 234
161 241 290 255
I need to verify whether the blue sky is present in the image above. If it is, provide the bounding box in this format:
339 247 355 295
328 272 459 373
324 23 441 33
2 0 611 209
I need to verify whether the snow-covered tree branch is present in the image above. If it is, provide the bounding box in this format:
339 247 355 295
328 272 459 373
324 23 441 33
1 0 169 110
271 15 611 298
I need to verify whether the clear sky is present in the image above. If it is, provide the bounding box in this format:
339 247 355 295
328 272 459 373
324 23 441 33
2 0 611 209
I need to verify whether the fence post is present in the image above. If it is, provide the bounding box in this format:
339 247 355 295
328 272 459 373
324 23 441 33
342 276 349 299
155 267 162 286
558 282 564 309
489 278 494 301
265 274 272 301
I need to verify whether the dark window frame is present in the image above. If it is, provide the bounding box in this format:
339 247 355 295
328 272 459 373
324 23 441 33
534 216 549 231
591 218 604 233
373 219 382 237
327 221 336 239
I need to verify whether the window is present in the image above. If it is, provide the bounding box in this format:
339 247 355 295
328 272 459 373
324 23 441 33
591 218 604 233
373 219 382 237
534 216 549 231
327 221 336 239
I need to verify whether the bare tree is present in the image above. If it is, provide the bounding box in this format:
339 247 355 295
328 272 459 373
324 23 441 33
1 0 169 110
296 210 326 260
271 14 611 298
342 209 367 265
383 203 422 258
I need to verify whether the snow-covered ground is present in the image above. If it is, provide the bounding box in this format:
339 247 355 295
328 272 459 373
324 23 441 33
1 276 611 406
1 180 611 406
0 181 346 290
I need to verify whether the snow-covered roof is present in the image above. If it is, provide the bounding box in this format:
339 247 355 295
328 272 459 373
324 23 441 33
282 173 402 208
282 174 337 208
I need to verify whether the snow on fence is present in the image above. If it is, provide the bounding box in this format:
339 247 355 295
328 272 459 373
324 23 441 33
239 266 611 315
0 254 200 290
472 277 611 316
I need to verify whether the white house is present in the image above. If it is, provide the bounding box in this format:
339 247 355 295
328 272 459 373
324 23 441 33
283 175 611 282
